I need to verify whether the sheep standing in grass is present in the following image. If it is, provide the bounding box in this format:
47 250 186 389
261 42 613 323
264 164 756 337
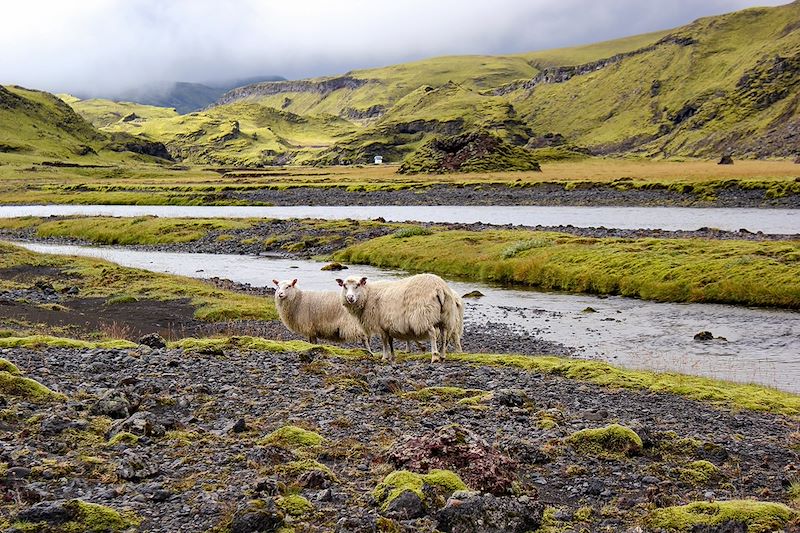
273 279 372 354
336 274 457 363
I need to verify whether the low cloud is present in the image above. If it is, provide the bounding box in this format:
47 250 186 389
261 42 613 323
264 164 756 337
0 0 787 96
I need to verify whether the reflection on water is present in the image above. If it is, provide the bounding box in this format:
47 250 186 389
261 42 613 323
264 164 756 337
12 241 800 393
1 204 798 233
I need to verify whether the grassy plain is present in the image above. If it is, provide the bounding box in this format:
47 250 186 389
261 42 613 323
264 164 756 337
1 159 798 206
335 229 800 308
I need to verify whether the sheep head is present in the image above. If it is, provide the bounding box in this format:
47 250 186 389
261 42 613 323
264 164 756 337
273 279 298 301
337 276 367 305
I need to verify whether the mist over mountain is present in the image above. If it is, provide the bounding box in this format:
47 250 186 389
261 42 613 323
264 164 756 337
77 76 286 114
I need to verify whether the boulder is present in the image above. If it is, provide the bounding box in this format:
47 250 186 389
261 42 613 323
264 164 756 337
90 389 131 419
138 333 167 349
229 498 284 533
436 492 544 533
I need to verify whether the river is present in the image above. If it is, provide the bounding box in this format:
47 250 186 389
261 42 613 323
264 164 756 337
12 241 800 393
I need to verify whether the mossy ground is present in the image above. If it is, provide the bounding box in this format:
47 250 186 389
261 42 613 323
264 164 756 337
645 500 797 532
0 242 276 322
12 499 140 533
0 370 64 403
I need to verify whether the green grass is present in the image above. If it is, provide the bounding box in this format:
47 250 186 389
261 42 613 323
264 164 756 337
0 242 276 321
33 216 254 245
447 352 800 417
335 229 800 308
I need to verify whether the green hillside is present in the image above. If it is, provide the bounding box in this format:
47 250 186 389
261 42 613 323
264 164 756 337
0 85 173 165
54 1 800 166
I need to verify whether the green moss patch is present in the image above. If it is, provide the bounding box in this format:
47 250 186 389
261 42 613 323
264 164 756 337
106 432 140 447
258 425 325 449
645 500 797 533
0 358 20 375
566 423 643 456
274 459 337 481
0 335 136 350
276 494 314 517
679 460 721 485
13 499 140 532
373 469 467 512
0 370 65 403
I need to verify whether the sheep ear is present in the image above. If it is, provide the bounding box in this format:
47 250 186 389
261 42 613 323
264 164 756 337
291 279 298 287
336 279 344 287
359 277 368 286
272 279 279 286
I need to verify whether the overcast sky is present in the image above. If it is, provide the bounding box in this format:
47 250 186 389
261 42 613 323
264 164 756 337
0 0 789 96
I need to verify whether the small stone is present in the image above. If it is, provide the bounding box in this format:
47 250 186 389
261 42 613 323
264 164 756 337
693 331 714 341
462 290 485 298
585 479 604 495
321 262 348 271
718 154 734 165
642 476 660 485
17 500 70 524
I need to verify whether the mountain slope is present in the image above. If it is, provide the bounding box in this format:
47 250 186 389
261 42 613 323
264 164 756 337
0 85 172 163
61 1 800 166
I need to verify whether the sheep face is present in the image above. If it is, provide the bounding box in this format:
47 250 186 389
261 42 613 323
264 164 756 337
273 279 298 301
336 276 367 305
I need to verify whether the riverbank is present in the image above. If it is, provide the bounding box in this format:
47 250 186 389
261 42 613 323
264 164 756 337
1 336 798 532
3 216 799 309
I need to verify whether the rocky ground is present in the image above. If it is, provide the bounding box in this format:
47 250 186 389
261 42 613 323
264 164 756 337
1 341 799 532
221 183 800 208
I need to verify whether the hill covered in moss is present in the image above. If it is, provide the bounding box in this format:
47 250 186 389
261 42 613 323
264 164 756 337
7 1 800 168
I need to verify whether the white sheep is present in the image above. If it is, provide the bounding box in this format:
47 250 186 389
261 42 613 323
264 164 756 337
406 289 463 353
336 273 457 363
273 279 373 353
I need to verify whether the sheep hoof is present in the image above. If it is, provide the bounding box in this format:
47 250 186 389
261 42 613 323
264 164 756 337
430 353 442 363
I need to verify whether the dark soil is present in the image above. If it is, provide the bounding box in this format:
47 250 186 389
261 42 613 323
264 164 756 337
1 344 798 532
222 182 800 208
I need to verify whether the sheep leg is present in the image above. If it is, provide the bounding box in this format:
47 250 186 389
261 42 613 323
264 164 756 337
362 336 375 357
438 325 448 362
428 327 441 363
380 333 394 362
309 335 318 344
453 333 463 353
